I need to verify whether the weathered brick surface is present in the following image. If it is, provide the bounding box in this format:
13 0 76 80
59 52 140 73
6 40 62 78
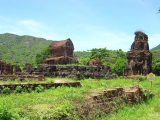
0 59 21 75
44 38 78 65
123 31 152 76
87 57 103 67
19 65 116 80
0 75 45 81
82 85 145 116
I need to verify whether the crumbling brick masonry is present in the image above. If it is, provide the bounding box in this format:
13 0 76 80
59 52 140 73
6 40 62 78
123 31 152 76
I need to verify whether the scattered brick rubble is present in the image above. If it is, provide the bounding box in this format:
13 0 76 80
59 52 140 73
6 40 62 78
74 85 151 116
44 38 78 65
23 63 31 72
123 31 152 76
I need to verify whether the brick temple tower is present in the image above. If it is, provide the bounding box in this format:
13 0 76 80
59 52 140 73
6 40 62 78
123 31 152 76
44 38 78 65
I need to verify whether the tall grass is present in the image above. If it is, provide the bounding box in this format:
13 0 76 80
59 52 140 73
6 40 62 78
0 76 159 119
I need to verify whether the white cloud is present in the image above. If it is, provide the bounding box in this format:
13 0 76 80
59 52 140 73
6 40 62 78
18 20 46 32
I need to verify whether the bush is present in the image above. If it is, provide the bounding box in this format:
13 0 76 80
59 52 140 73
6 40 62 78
0 105 21 119
152 62 160 76
2 87 10 94
113 58 126 76
35 45 50 64
15 86 22 93
78 57 90 65
143 91 154 101
80 75 85 80
35 85 44 93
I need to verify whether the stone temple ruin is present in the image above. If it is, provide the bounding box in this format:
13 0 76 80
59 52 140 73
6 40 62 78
16 64 116 80
44 38 78 65
0 59 21 75
123 31 152 76
0 37 116 80
87 57 103 67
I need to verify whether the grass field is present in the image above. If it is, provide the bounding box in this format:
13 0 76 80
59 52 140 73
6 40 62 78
0 76 160 120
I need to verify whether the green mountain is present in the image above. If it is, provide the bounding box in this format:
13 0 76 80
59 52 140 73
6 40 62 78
150 44 160 51
0 33 52 66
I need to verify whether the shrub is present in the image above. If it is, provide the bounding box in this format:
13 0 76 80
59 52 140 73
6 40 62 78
80 75 85 80
0 105 21 119
23 85 28 92
15 86 22 93
113 58 126 76
35 85 44 93
2 87 10 94
142 91 154 101
152 62 160 76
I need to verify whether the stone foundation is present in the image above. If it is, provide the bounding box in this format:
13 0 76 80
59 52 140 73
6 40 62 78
74 85 152 116
19 65 116 80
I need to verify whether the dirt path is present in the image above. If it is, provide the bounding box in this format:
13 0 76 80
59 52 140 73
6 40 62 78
54 80 68 83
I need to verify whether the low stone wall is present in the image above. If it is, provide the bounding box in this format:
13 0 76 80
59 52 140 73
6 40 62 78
0 82 81 91
0 75 45 81
19 65 116 80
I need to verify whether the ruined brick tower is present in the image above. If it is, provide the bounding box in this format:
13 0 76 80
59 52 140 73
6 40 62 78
123 31 152 76
44 38 78 65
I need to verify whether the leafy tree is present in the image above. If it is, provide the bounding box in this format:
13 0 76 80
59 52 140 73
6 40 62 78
35 45 50 65
78 57 90 65
151 50 160 75
113 58 126 76
89 48 109 60
115 49 126 59
153 62 160 76
73 51 91 59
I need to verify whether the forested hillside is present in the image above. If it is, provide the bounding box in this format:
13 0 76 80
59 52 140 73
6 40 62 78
0 33 52 66
150 44 160 51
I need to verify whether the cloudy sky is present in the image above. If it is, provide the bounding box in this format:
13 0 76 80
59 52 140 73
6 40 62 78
0 0 160 52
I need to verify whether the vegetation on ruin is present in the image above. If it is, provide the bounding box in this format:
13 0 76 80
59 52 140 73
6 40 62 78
34 47 126 74
0 76 159 119
34 45 160 76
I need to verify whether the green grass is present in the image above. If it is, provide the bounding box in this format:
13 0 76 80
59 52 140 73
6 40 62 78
101 98 160 120
0 77 75 84
0 76 159 119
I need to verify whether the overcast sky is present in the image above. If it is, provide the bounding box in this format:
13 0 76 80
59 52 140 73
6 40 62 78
0 0 160 52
